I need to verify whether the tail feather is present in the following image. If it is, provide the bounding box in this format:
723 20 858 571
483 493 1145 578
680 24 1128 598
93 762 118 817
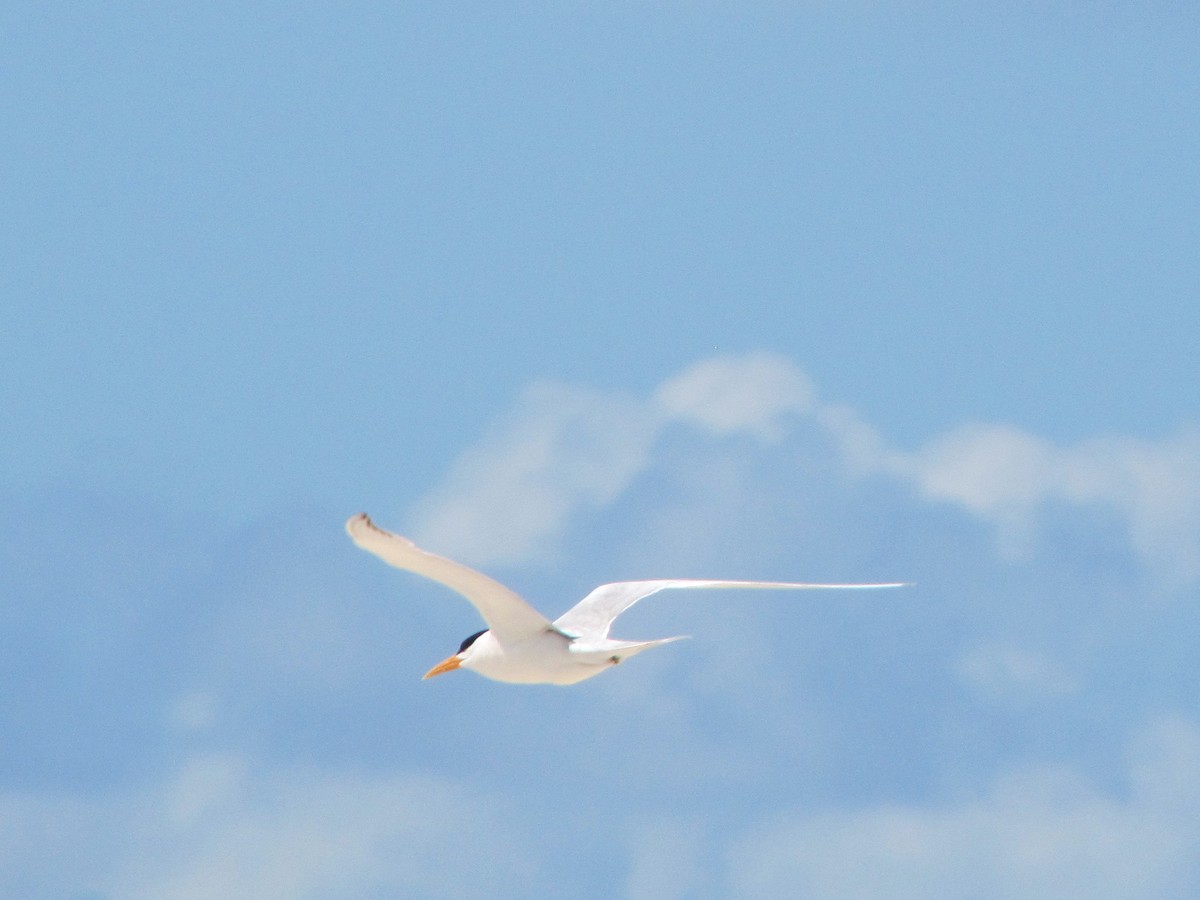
568 635 688 665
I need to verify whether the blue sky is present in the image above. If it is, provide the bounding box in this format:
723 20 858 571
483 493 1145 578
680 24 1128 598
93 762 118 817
3 3 1200 897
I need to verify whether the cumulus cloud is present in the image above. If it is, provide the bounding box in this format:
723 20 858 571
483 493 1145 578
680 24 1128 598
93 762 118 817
726 716 1200 899
406 352 814 567
1075 432 1200 586
407 381 659 567
894 424 1058 558
6 354 1199 900
893 425 1200 581
167 691 219 733
653 351 815 440
0 755 540 900
957 643 1080 704
405 351 1200 584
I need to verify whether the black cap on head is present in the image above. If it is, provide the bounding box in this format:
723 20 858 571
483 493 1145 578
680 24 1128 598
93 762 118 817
458 629 488 654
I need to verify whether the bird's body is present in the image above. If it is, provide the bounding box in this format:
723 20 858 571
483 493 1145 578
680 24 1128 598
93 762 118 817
433 628 674 685
345 512 908 686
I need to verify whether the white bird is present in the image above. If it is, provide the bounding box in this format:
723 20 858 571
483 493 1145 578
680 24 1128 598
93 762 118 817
346 512 909 686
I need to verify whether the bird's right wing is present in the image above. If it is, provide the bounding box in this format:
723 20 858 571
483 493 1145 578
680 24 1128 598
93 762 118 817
553 578 910 640
346 513 551 641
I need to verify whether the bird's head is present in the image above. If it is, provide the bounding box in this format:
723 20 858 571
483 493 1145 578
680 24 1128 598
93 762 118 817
423 628 489 679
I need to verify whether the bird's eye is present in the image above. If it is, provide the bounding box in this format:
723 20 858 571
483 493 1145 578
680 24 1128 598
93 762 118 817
458 629 488 654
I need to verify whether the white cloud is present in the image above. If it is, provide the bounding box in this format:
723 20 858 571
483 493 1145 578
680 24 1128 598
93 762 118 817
10 721 1199 900
892 425 1200 581
0 790 118 899
405 352 1200 583
403 354 817 568
812 401 889 474
0 755 540 900
726 717 1200 899
957 644 1080 704
654 351 815 440
1076 432 1200 586
115 761 531 900
895 424 1057 558
167 691 219 733
407 381 659 567
1130 716 1200 820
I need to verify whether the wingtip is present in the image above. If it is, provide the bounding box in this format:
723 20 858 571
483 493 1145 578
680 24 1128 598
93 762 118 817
345 512 372 537
345 513 422 552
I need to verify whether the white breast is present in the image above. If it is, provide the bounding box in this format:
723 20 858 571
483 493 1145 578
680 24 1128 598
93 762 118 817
461 629 612 685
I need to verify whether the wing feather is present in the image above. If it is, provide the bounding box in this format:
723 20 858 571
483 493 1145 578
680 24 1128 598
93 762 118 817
553 578 910 640
345 513 551 641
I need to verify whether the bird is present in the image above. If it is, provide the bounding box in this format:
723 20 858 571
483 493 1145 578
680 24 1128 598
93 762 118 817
346 512 909 686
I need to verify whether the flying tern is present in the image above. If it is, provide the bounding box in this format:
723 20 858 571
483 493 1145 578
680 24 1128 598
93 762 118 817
346 512 908 686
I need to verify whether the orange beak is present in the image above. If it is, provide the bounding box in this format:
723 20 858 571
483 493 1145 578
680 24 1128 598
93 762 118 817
422 655 462 680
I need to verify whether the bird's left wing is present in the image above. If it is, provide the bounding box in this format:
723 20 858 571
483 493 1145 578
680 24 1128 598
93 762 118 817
553 579 910 640
346 513 551 641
